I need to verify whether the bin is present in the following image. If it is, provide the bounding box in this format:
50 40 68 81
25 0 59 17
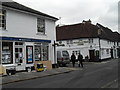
36 63 44 72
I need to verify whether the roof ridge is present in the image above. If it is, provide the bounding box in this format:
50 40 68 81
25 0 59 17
2 1 58 20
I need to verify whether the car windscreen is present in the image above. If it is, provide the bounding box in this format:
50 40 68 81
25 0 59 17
62 51 69 57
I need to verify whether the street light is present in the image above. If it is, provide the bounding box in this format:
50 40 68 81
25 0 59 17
52 41 65 68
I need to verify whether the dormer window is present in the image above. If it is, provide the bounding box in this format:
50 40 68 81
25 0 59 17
37 18 45 34
0 10 6 30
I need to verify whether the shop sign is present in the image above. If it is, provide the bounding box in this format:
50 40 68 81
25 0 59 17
73 40 89 45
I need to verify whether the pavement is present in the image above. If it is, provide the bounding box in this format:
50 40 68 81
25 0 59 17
1 67 79 85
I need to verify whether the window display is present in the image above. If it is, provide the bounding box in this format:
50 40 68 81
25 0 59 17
34 43 49 61
34 43 41 61
2 42 13 64
42 43 49 61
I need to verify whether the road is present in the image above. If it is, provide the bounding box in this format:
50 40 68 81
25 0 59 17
3 59 119 88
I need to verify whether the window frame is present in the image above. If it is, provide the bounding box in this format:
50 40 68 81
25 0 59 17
37 18 45 34
89 38 93 43
2 42 13 64
0 9 6 30
34 43 49 61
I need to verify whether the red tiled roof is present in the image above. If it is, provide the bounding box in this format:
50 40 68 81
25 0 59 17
56 22 99 40
56 21 120 42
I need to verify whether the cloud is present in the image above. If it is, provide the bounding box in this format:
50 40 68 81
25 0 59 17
14 0 119 32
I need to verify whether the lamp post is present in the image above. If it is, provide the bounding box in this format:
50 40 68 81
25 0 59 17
52 40 64 68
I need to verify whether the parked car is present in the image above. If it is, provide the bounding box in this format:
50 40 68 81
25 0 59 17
57 50 70 67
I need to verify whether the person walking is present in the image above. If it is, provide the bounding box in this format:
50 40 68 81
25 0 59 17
71 53 76 67
78 53 83 67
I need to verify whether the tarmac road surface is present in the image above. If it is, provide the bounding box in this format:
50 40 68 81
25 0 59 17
2 59 119 88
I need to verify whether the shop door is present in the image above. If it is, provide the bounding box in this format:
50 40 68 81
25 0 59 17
15 46 25 71
89 50 95 62
110 49 113 59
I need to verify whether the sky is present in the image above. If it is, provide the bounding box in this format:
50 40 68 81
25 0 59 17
12 0 119 32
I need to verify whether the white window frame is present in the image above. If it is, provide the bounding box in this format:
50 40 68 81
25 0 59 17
37 18 45 34
0 9 6 30
89 38 93 43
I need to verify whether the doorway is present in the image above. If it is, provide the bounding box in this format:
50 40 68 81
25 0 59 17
89 50 95 62
15 42 25 71
110 49 113 59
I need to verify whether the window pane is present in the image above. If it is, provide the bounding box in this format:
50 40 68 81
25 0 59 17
15 53 19 58
19 42 23 45
0 10 6 29
15 48 18 52
15 42 18 45
62 51 69 56
19 48 22 52
42 44 49 61
34 45 41 61
37 18 45 34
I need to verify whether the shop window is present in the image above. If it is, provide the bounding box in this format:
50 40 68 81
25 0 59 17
34 43 42 61
2 42 13 64
37 18 45 34
0 10 6 30
42 43 49 61
34 43 49 61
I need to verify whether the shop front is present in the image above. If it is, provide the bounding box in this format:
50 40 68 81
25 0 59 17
1 36 52 73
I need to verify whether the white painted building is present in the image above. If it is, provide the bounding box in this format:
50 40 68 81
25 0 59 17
0 1 58 72
56 20 120 61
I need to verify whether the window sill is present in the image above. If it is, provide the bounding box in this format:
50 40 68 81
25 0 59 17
36 32 47 36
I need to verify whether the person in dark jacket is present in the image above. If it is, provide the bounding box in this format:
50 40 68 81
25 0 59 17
71 53 76 67
78 53 83 67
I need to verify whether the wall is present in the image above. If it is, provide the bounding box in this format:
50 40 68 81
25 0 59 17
57 38 117 60
57 38 100 59
1 7 56 64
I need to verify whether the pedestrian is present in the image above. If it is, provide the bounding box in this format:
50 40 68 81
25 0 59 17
78 53 83 67
71 53 76 67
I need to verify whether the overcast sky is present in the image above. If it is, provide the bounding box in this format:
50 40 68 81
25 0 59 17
13 0 119 32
